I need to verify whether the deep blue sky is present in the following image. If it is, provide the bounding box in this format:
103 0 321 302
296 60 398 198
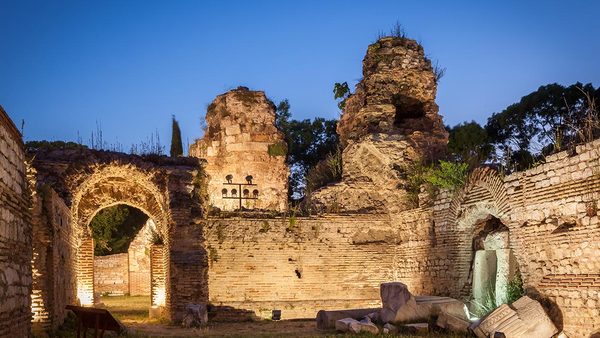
1 1 599 153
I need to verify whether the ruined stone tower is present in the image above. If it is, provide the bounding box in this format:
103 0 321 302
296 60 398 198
313 37 448 213
189 87 288 211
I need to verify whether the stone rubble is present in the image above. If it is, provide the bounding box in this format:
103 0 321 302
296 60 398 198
181 303 208 328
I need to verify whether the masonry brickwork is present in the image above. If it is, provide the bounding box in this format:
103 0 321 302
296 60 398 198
189 87 289 212
31 187 77 334
29 148 208 325
0 106 32 338
205 140 600 337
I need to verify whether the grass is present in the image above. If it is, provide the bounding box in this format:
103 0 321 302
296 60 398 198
100 295 152 322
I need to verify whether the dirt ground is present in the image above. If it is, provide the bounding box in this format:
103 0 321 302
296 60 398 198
86 296 463 338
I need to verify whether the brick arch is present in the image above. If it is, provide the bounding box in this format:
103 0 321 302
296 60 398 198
69 164 171 308
449 167 512 228
446 167 514 297
70 165 169 242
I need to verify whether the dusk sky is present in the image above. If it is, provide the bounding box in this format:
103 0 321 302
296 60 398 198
1 1 599 154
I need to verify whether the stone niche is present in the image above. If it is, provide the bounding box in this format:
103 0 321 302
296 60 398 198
189 87 289 211
313 37 448 214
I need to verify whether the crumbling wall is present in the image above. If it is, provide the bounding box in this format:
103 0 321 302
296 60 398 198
313 37 448 214
128 219 154 296
189 87 289 212
0 107 32 337
31 187 76 334
94 253 129 295
31 149 207 322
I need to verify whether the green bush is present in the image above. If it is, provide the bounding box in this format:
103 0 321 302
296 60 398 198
268 142 287 157
506 271 525 304
423 160 469 192
305 147 342 194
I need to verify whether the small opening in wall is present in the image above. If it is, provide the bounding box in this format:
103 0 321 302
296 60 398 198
253 189 259 198
222 188 228 197
231 189 237 197
243 189 249 197
294 269 302 279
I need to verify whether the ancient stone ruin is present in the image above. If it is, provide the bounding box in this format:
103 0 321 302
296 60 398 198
189 86 289 212
313 37 449 214
0 36 599 338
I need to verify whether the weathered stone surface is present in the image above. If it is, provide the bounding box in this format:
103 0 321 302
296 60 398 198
0 106 31 338
181 303 208 328
473 296 558 338
512 296 558 338
189 86 288 211
335 318 358 332
313 37 447 214
382 323 398 334
380 282 414 323
316 308 380 330
472 250 497 306
349 317 379 334
435 311 470 333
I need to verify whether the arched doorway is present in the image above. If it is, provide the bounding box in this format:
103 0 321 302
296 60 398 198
70 166 170 318
88 204 164 319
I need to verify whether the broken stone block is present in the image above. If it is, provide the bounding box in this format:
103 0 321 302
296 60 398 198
415 296 468 320
380 282 418 323
473 296 558 338
316 308 380 330
181 303 208 328
382 323 398 334
349 320 379 335
435 311 470 333
335 318 358 332
512 296 558 338
483 231 509 250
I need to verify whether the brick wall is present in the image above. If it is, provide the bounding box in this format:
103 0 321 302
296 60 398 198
31 187 77 334
0 106 31 337
94 253 129 295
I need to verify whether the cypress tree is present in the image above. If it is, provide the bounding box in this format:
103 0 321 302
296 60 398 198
170 115 183 157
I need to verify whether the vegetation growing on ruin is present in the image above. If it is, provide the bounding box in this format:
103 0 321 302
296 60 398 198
506 271 525 304
305 146 342 195
268 141 287 157
275 99 340 201
26 140 88 152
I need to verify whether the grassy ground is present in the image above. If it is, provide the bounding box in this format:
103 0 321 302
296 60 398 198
52 296 468 337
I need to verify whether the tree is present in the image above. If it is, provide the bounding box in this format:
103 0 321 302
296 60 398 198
447 121 492 168
170 115 183 157
90 205 149 256
333 82 351 110
275 100 340 200
485 82 600 170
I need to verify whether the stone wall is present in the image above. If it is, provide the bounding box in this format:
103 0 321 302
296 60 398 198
94 253 129 295
206 139 600 336
0 106 32 337
205 215 395 319
189 87 288 212
31 187 77 334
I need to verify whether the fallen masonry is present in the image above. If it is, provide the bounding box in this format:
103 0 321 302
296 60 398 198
326 282 562 338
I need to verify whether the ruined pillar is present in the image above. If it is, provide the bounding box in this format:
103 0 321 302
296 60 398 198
189 86 289 212
312 37 448 213
76 236 95 306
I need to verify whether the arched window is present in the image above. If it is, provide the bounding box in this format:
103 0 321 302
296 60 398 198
231 189 238 197
243 189 249 197
253 189 259 198
221 188 228 197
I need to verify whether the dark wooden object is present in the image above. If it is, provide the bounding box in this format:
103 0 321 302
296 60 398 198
65 305 123 338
